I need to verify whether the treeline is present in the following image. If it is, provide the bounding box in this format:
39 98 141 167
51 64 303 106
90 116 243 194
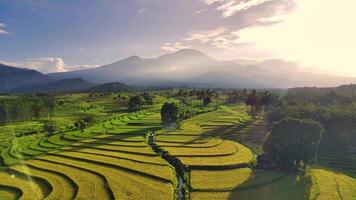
0 94 55 124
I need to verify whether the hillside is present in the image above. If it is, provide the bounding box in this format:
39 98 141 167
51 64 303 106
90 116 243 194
21 78 97 93
88 82 132 93
0 63 53 92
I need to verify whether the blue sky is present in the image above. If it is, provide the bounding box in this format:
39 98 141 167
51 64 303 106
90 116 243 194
1 0 356 76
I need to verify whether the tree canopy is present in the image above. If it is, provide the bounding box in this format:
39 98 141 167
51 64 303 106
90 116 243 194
161 102 179 128
128 96 143 111
264 117 323 171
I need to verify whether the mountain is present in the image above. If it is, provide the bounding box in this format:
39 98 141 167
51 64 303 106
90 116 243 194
0 63 53 92
89 82 132 93
49 49 244 85
20 78 97 93
48 49 356 88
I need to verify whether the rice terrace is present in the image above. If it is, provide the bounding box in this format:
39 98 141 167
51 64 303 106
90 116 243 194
0 87 354 200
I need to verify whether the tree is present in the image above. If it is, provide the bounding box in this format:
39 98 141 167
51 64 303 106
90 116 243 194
44 121 56 136
128 96 142 111
161 102 179 128
263 117 323 171
143 92 153 105
83 115 95 126
203 96 212 106
74 120 86 132
245 90 261 120
0 102 7 124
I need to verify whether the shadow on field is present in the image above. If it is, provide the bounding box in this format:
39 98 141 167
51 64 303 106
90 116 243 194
168 116 267 149
64 127 160 152
227 169 312 200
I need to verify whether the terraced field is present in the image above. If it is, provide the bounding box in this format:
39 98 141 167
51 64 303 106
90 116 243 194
154 104 308 199
1 102 352 199
0 110 158 166
0 111 176 200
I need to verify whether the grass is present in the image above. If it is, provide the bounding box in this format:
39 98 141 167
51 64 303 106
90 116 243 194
309 167 356 200
0 186 21 200
190 170 310 200
50 151 175 181
62 147 167 165
163 140 237 157
69 143 157 155
191 168 252 190
157 137 223 148
10 164 76 200
0 169 48 200
178 142 253 168
26 159 112 200
39 154 174 200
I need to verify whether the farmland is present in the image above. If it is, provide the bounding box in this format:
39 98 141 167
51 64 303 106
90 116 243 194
0 90 355 200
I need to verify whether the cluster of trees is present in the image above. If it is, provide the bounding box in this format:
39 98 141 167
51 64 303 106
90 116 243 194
176 89 218 106
114 94 128 101
127 92 154 111
0 94 55 124
244 90 277 120
226 89 248 103
43 115 95 136
268 103 356 150
73 115 95 132
262 87 356 171
263 117 323 171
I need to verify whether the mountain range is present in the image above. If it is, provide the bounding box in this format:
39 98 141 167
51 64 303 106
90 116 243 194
1 49 356 92
49 49 356 88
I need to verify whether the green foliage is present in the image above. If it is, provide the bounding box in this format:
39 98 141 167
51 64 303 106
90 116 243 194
142 92 154 105
43 121 56 136
128 96 143 111
203 96 212 106
245 90 262 120
161 102 179 128
0 94 55 124
264 117 323 171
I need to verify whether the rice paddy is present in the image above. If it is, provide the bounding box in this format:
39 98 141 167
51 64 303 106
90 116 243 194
0 92 354 200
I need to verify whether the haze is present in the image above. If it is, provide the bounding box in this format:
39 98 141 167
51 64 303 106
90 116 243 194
0 0 355 77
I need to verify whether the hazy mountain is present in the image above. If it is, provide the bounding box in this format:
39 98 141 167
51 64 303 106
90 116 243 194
49 49 243 85
0 63 53 92
47 49 356 88
19 78 97 93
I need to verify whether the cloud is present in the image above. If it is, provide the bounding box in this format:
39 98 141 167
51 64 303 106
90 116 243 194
161 42 191 52
0 23 9 35
200 0 295 24
202 0 226 5
184 27 226 43
137 7 147 14
0 57 98 73
218 0 275 17
164 27 245 50
195 8 209 14
184 0 295 50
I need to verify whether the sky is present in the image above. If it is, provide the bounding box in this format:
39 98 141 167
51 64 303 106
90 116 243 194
0 0 355 76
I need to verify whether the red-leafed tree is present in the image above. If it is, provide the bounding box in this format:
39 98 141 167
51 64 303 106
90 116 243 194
245 90 261 120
